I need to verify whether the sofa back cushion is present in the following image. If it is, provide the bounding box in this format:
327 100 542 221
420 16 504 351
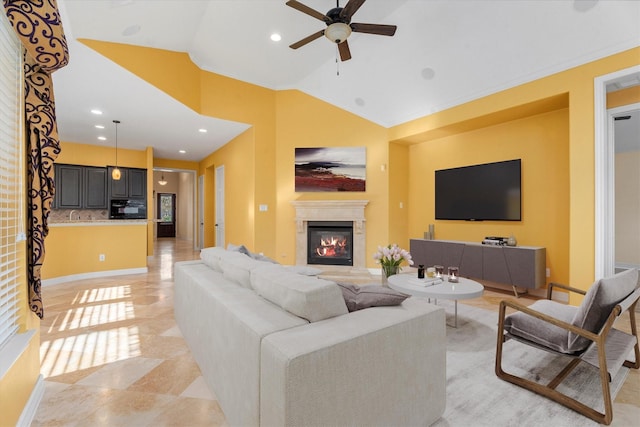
251 268 348 322
218 250 273 289
200 246 228 272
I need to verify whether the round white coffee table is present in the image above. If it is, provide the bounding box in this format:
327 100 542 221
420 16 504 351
387 273 484 327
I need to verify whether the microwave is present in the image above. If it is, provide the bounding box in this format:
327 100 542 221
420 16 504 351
109 199 146 220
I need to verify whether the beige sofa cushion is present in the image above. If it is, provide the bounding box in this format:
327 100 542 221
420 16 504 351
218 250 275 289
251 267 348 322
200 246 227 272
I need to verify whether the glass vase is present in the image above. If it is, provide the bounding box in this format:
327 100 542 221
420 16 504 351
381 264 399 286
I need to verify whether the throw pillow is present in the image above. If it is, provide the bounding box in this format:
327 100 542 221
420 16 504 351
337 282 409 312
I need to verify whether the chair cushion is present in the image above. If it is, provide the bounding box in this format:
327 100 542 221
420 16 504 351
504 300 578 353
504 268 639 354
337 282 409 312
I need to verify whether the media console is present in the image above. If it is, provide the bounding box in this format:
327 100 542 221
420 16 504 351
409 239 546 297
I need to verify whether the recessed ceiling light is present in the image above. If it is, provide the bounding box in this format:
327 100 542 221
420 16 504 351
98 136 106 141
179 150 186 154
122 24 141 36
421 68 436 80
270 33 282 42
91 109 103 115
355 98 365 107
95 124 105 129
198 128 207 133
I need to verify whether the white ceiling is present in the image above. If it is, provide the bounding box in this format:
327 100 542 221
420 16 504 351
52 0 640 162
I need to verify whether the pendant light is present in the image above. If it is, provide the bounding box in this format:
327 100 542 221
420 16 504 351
112 119 121 180
158 175 167 186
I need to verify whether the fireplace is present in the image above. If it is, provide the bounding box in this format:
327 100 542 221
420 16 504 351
291 200 368 270
307 221 353 266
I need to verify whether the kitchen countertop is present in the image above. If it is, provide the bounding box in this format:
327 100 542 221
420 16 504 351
49 220 148 227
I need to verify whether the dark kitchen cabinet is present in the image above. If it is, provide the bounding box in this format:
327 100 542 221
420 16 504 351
108 167 147 199
128 168 146 199
108 166 129 198
54 164 82 209
83 167 108 209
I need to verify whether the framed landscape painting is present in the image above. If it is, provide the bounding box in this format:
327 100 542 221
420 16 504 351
295 147 366 192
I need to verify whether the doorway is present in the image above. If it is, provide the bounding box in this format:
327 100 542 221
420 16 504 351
157 193 176 238
594 65 640 278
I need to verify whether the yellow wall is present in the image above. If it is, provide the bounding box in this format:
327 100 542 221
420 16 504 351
57 141 147 168
407 109 570 285
77 41 640 293
199 129 256 249
42 224 148 279
392 47 640 301
273 90 389 265
0 241 40 426
388 142 409 248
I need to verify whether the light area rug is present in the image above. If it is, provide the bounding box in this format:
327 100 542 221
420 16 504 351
432 301 632 427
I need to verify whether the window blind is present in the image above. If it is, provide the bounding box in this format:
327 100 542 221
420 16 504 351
0 10 24 351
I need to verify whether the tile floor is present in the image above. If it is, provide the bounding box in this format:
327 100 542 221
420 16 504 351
33 239 639 426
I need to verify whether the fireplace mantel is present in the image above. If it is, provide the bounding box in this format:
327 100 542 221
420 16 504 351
291 200 368 268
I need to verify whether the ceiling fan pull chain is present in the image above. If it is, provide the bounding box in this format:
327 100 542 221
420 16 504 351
336 45 340 76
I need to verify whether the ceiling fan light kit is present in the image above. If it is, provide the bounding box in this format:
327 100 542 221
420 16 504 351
287 0 397 61
325 22 351 44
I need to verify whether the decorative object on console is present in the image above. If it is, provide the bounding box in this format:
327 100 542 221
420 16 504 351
435 265 444 278
374 243 413 286
418 264 425 279
507 234 517 246
482 236 508 245
294 147 366 192
448 266 459 283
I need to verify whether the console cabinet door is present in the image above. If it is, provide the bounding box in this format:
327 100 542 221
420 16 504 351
55 164 82 209
83 167 107 209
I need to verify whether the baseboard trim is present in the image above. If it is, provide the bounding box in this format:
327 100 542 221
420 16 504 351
42 267 148 287
17 374 44 427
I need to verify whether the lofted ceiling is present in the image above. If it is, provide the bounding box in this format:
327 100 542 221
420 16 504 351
52 0 640 162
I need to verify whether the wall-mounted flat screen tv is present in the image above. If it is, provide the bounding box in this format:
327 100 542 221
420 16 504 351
435 159 521 221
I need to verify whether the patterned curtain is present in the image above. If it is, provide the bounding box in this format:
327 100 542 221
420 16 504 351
3 0 69 318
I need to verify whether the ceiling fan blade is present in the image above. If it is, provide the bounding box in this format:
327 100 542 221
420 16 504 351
338 40 352 61
339 0 366 21
350 22 397 36
289 30 325 49
286 0 329 23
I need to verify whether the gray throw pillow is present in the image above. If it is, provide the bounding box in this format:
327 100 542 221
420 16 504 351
337 282 409 312
227 243 251 256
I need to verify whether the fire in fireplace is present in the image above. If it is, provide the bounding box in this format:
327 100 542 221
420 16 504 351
307 221 353 266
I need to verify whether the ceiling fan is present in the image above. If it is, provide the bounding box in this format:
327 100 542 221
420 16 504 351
286 0 397 61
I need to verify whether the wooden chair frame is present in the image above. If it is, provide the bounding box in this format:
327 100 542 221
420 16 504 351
495 283 640 425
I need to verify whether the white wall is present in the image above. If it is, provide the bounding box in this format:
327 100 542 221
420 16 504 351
615 150 640 268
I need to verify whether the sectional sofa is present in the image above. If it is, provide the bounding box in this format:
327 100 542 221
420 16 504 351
174 246 446 426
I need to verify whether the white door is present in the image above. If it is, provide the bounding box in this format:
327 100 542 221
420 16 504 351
215 165 225 247
198 174 204 249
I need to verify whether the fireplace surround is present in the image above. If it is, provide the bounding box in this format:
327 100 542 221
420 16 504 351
292 200 368 269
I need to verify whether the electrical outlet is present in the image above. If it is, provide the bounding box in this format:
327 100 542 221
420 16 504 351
546 268 550 277
99 254 105 262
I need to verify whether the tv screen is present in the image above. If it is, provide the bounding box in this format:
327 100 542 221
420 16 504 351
435 159 521 221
